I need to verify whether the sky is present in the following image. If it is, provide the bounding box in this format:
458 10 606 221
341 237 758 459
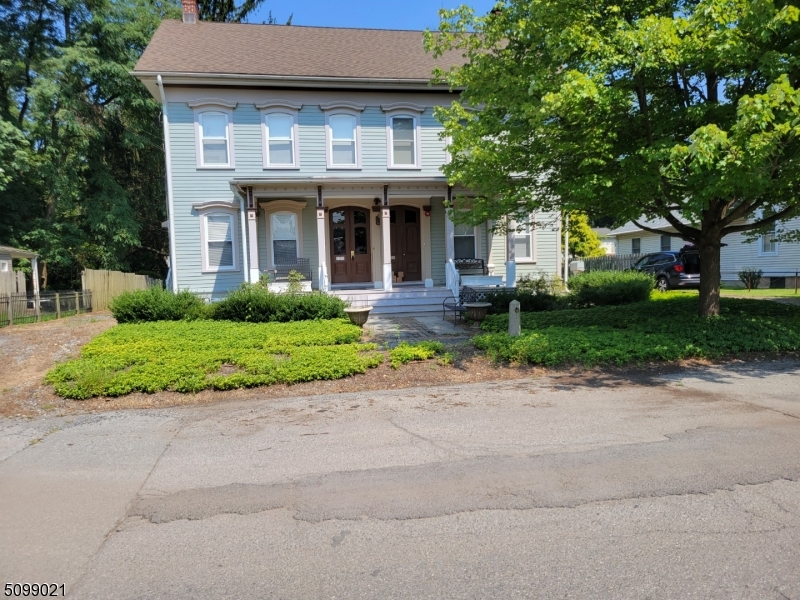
250 0 496 30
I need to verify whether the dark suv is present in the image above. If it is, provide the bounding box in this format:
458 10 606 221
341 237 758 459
632 246 700 291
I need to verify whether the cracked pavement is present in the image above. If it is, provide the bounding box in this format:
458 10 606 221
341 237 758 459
2 361 800 598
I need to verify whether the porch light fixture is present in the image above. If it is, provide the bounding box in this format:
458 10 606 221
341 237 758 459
423 205 432 217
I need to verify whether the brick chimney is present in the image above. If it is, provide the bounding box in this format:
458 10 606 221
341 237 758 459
181 0 198 23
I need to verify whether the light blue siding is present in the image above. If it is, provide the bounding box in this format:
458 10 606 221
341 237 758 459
490 211 561 283
429 197 446 285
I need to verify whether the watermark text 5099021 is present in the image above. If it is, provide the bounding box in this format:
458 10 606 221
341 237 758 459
5 584 65 597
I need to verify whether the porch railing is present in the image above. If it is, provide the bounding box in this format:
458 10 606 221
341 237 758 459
445 259 460 299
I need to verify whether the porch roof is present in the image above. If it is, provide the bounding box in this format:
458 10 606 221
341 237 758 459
0 245 38 259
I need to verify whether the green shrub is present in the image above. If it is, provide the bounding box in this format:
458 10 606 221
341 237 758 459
475 295 800 366
211 284 346 323
45 319 381 399
389 341 445 369
481 289 560 314
738 268 763 290
567 270 654 307
109 287 207 324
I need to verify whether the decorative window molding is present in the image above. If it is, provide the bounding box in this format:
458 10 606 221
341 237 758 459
192 200 239 212
196 206 239 273
192 104 235 169
259 200 307 268
320 101 366 112
380 102 426 113
384 109 422 170
324 108 363 170
187 98 238 109
261 108 300 169
255 100 302 111
760 223 778 256
510 214 537 263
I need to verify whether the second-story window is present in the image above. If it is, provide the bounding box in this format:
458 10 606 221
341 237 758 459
265 113 296 167
329 114 357 166
199 112 230 166
391 116 416 166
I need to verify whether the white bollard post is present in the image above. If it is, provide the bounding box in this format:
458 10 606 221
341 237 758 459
509 300 521 337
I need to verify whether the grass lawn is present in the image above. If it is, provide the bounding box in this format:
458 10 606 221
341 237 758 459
46 319 384 399
720 287 800 297
475 292 800 366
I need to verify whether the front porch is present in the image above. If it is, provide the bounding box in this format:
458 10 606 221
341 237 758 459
230 177 525 305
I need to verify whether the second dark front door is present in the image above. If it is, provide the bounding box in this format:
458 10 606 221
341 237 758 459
330 207 372 284
390 206 422 282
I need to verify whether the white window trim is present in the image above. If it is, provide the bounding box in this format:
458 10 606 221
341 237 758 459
324 109 363 170
195 206 239 274
259 199 307 268
759 227 778 256
511 214 537 263
256 101 302 170
382 106 424 170
189 99 236 169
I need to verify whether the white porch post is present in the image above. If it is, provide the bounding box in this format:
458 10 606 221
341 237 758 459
381 185 393 292
316 186 329 292
30 256 40 296
486 220 495 275
506 219 516 288
245 187 260 283
445 186 455 263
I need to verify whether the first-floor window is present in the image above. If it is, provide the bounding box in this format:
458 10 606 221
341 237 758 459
631 238 641 254
271 212 298 264
513 217 533 260
660 234 671 252
761 224 777 255
454 223 476 259
205 213 235 270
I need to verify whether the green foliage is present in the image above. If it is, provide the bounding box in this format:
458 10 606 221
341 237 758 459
480 289 560 314
516 273 562 294
568 271 655 307
286 270 304 294
210 284 346 323
738 268 764 291
565 212 605 258
475 295 800 366
46 320 382 399
109 287 207 324
426 0 800 316
389 341 446 369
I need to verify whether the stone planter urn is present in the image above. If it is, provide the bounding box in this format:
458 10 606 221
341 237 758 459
463 302 492 327
344 306 373 327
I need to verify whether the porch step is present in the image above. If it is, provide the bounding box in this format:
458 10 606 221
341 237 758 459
333 286 453 315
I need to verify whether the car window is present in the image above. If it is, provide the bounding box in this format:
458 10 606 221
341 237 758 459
634 256 651 269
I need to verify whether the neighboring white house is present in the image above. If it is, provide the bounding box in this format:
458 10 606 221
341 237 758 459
610 216 800 288
592 228 617 255
132 5 563 311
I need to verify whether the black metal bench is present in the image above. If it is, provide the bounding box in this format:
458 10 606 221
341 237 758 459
442 286 495 324
454 258 488 276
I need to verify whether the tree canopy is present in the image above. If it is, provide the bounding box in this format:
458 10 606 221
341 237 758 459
426 0 800 315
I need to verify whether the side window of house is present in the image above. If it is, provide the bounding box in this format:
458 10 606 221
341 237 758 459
271 213 298 264
761 224 777 255
265 113 295 166
453 223 476 259
199 112 230 166
660 235 671 252
204 213 236 271
631 238 641 254
513 217 533 260
329 114 357 166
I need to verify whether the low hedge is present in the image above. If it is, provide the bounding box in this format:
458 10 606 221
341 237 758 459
109 287 207 324
481 289 560 314
567 271 654 307
210 284 346 323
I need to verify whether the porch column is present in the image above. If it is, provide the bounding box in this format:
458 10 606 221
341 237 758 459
316 186 328 292
246 187 259 283
486 220 495 275
381 185 392 291
445 186 455 263
30 256 40 296
506 219 516 287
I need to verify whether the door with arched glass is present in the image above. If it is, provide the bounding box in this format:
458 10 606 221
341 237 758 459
330 207 371 284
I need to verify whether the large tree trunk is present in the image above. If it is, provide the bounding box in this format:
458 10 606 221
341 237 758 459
698 238 722 317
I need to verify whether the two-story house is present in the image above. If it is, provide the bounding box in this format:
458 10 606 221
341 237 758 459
133 1 562 311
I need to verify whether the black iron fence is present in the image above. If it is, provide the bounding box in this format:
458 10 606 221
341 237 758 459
0 290 93 328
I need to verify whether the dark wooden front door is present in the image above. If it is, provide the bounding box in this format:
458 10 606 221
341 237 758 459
330 207 371 284
390 206 422 282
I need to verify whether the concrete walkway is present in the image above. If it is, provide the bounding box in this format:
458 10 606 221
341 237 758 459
364 314 475 348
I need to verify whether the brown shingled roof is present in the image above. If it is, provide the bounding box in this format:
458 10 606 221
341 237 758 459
134 20 464 80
